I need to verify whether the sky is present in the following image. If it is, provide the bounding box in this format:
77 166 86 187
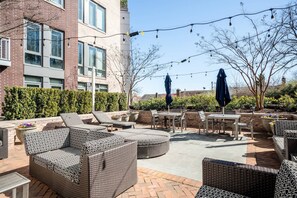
128 0 294 96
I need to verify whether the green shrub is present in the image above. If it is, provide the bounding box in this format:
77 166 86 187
107 93 119 112
2 87 126 120
118 93 127 111
189 94 217 111
278 94 296 112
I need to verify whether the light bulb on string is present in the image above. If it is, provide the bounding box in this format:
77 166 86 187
156 29 159 38
170 61 173 68
188 58 191 63
270 8 274 19
67 38 70 48
20 39 23 47
229 17 232 26
93 36 96 45
176 75 178 79
190 24 193 33
210 50 213 57
191 73 193 78
205 72 207 76
122 35 126 43
235 41 238 48
267 29 271 37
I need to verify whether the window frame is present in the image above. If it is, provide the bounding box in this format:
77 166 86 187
78 0 84 22
0 37 10 61
50 29 64 69
24 21 42 66
78 82 87 91
78 41 84 75
24 75 43 88
50 78 64 90
88 45 106 78
49 0 64 8
96 84 108 92
88 0 106 32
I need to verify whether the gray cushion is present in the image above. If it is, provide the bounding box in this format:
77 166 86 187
69 124 107 131
70 128 90 149
24 128 70 155
60 113 84 126
273 136 285 156
53 155 80 184
33 147 80 170
0 140 2 147
274 160 297 197
196 185 248 198
92 111 135 127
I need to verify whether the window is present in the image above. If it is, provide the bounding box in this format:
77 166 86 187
49 0 64 8
78 42 84 75
24 76 43 87
25 22 42 65
89 1 106 32
50 30 64 69
78 82 87 91
96 84 108 92
88 45 106 78
0 38 10 61
50 78 64 90
78 0 84 21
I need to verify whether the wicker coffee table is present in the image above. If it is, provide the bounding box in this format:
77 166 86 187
115 128 170 159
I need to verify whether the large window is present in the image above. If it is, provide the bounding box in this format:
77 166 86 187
24 76 43 87
78 82 87 91
0 38 10 61
78 42 84 75
89 1 106 32
49 0 64 8
50 30 64 69
88 45 106 78
25 22 41 65
78 0 84 21
50 78 64 90
96 84 108 92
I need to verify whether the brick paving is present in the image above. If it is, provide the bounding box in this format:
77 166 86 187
0 131 280 198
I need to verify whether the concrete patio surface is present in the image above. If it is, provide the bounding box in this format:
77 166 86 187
0 127 281 198
138 131 248 181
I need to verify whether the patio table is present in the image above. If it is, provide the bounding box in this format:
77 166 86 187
206 114 241 139
157 112 182 133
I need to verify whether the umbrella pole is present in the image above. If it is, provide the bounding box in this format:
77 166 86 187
222 107 225 115
168 105 170 112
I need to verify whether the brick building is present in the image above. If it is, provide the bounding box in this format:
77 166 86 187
0 0 129 113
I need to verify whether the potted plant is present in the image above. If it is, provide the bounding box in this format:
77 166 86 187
15 122 37 144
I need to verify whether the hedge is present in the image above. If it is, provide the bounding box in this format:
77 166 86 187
2 87 127 120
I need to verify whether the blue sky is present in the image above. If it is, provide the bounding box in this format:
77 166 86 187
128 0 293 96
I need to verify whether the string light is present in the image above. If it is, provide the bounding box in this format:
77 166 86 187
122 35 126 43
181 59 187 63
176 75 178 79
93 36 96 45
20 39 23 47
210 50 213 57
267 29 271 37
188 58 191 63
190 24 193 33
205 72 207 76
191 73 193 78
270 8 274 19
67 38 70 48
229 17 232 26
156 29 159 38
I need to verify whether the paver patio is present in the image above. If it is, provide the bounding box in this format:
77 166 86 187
0 129 280 198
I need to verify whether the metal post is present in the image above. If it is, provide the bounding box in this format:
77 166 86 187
92 66 95 111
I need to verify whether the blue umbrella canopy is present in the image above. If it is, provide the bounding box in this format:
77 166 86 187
165 74 173 108
216 68 231 107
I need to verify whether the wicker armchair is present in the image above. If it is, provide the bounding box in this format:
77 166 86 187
196 157 297 198
0 128 8 159
24 128 137 198
273 120 297 161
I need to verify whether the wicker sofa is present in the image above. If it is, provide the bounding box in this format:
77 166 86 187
0 128 8 159
272 120 297 161
196 157 297 198
23 128 137 198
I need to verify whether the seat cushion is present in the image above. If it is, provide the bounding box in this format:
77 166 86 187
274 160 297 197
272 136 285 156
53 155 80 184
196 185 249 198
33 147 80 170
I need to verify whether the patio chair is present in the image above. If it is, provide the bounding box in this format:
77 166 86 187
174 110 187 132
198 111 219 134
150 109 162 129
273 120 297 161
92 111 136 129
196 157 296 198
0 128 8 159
60 113 106 131
232 111 254 139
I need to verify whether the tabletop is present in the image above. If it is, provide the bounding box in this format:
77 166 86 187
157 112 182 116
207 114 241 119
0 172 30 193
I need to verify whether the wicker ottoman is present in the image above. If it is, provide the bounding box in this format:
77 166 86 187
115 129 170 159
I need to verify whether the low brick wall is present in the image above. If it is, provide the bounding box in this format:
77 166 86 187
0 111 128 149
137 110 295 133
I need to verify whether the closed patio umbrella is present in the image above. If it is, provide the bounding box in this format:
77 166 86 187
215 68 231 114
165 74 173 111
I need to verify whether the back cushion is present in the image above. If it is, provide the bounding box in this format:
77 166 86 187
24 128 70 155
69 128 90 149
274 160 297 197
61 113 84 126
93 111 111 123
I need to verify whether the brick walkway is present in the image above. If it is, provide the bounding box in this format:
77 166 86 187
0 131 280 198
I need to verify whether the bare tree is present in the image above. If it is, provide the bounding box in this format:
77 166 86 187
196 14 297 110
107 44 162 105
